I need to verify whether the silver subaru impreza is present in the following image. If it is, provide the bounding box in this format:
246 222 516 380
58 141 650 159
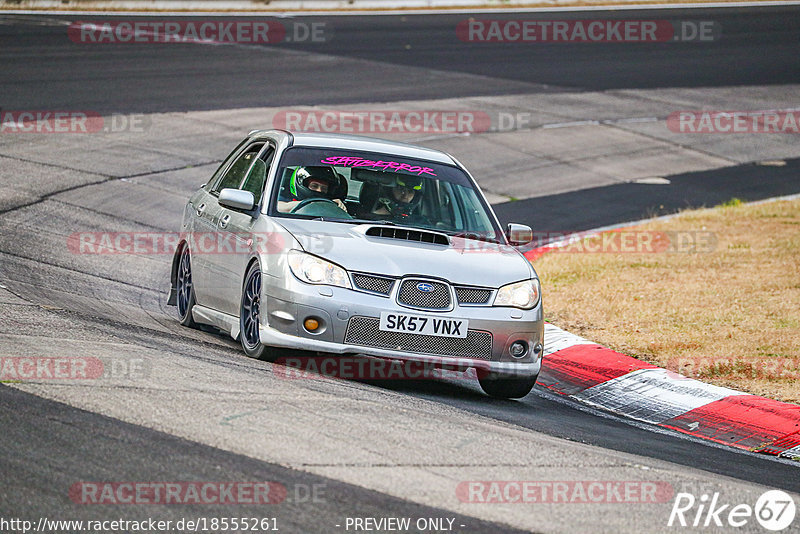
168 130 543 398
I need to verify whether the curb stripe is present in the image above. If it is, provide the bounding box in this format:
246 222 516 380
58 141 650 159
780 444 800 460
539 344 655 396
543 323 595 355
540 323 800 457
660 397 800 450
573 368 745 425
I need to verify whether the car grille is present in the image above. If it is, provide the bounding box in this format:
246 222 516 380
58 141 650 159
455 287 493 305
352 273 394 296
344 316 492 359
397 279 451 310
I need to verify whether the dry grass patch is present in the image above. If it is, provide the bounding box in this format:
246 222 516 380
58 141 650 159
535 198 800 404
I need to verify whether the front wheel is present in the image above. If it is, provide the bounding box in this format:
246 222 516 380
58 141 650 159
176 247 198 328
240 262 277 361
478 372 538 399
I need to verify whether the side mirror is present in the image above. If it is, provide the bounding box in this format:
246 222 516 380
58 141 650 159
506 223 533 246
219 188 255 211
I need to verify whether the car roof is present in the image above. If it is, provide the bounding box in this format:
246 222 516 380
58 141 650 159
251 130 457 166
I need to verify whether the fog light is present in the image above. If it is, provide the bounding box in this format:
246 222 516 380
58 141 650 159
509 341 528 358
304 318 320 332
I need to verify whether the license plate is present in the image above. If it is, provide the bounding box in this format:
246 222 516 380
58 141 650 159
379 311 468 338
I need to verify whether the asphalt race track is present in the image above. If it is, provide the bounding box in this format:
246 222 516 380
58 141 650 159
1 7 800 113
1 6 800 534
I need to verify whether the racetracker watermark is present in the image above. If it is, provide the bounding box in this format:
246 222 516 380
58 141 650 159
67 231 334 257
522 230 717 257
69 232 282 255
0 110 148 134
667 110 800 134
0 357 149 381
2 518 279 533
457 19 719 43
69 482 287 505
457 481 674 503
275 108 800 135
667 356 800 382
68 20 328 44
70 231 342 257
274 357 481 381
272 110 491 134
668 490 796 530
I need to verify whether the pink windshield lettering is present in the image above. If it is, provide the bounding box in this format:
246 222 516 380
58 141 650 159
319 156 436 176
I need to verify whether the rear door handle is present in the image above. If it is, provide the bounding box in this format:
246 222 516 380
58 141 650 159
196 203 206 217
219 214 231 229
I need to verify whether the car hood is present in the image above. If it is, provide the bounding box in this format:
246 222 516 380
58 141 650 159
274 218 534 287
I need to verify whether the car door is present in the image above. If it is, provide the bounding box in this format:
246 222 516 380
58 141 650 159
215 143 275 317
187 141 249 309
195 141 265 312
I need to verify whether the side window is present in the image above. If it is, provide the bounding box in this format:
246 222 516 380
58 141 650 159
211 144 263 195
241 146 275 205
206 138 249 191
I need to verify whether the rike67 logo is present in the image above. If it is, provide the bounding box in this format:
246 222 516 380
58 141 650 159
669 490 796 531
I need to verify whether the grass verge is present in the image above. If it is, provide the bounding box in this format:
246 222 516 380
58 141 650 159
534 197 800 404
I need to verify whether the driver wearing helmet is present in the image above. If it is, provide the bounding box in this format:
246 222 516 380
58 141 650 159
278 166 348 213
370 175 427 223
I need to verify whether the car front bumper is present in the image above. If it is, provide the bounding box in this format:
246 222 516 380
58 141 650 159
260 272 544 378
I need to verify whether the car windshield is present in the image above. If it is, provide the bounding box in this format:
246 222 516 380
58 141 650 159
269 147 501 241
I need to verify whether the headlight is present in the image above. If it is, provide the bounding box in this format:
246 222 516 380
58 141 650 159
493 279 540 309
287 250 351 289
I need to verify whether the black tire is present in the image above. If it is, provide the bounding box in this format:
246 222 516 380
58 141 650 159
176 247 198 328
240 262 277 361
478 372 538 399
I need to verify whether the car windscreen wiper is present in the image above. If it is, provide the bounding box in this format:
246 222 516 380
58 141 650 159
319 217 396 226
448 231 502 244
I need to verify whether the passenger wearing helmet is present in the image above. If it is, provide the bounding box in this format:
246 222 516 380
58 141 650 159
370 175 427 223
278 166 348 213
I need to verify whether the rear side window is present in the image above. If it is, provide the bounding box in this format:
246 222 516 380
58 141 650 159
205 138 249 191
212 147 262 194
